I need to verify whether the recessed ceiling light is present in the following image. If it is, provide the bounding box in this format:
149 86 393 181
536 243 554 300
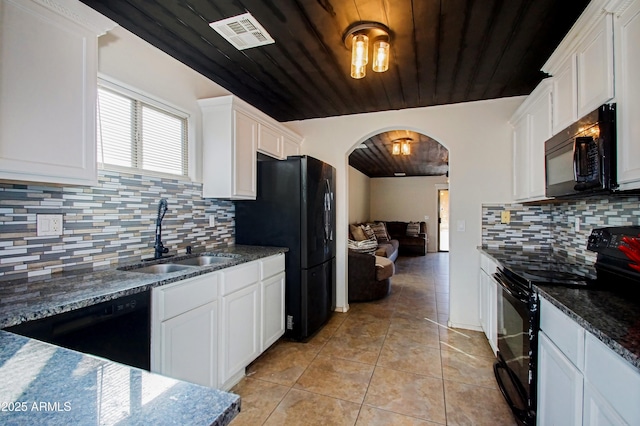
209 12 275 50
394 172 406 177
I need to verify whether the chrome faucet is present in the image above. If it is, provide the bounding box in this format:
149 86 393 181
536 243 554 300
154 198 169 259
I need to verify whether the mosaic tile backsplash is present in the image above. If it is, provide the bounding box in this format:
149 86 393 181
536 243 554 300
483 196 640 263
0 170 234 279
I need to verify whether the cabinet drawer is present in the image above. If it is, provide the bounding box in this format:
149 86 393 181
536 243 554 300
479 252 497 274
584 332 640 424
157 273 219 321
261 254 285 280
221 261 260 295
539 297 585 369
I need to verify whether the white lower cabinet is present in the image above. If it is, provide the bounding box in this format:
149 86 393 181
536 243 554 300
583 332 640 425
478 253 497 354
478 268 497 354
537 331 584 426
159 301 218 388
583 382 626 426
538 296 640 426
261 271 285 352
220 280 261 389
151 273 219 388
152 254 286 390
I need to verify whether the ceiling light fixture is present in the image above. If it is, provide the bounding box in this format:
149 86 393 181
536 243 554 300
343 22 390 79
392 138 412 155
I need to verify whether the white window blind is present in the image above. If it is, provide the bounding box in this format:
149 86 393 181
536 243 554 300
97 86 188 177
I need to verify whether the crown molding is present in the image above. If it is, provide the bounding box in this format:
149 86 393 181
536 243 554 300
32 0 116 35
542 0 611 74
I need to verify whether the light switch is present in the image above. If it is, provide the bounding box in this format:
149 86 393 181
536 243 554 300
209 215 216 227
456 220 466 232
37 214 63 237
501 210 511 224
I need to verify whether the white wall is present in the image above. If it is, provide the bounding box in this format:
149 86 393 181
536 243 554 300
370 176 448 253
289 97 521 328
97 26 231 182
348 167 371 224
96 22 522 330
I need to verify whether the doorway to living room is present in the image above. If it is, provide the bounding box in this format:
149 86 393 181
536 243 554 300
438 188 449 252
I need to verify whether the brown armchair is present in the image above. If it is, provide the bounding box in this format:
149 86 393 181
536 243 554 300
348 251 395 302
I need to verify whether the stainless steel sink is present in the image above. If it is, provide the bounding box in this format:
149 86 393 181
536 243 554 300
127 263 197 274
174 256 234 266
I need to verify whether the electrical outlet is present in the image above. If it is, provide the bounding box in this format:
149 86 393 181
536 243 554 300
501 210 511 224
37 214 63 237
209 215 216 227
575 217 581 232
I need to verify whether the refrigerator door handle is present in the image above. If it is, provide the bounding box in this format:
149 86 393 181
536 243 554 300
323 179 333 242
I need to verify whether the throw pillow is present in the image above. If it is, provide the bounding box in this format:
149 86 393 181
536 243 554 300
362 224 376 240
348 238 378 254
368 222 390 242
406 221 420 237
349 224 367 241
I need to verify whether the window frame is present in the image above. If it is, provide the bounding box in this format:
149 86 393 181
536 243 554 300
97 76 192 180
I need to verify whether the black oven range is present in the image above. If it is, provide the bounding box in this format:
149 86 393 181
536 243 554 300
488 225 640 426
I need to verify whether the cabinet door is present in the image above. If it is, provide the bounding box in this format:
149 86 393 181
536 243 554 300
584 332 640 424
160 301 218 388
583 382 627 426
220 282 261 386
537 331 583 426
615 1 640 190
478 268 497 355
261 271 285 352
258 124 283 159
512 114 530 201
527 86 553 200
577 14 614 118
0 0 99 185
283 136 300 158
552 55 578 135
233 110 257 198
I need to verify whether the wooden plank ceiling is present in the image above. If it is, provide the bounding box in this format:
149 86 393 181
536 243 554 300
349 130 449 178
80 0 590 176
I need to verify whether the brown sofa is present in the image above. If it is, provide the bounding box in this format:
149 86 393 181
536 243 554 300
384 221 428 256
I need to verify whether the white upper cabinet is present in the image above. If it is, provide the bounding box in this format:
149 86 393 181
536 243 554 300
511 113 530 201
198 95 303 199
511 79 552 202
577 14 615 117
543 2 615 135
258 123 283 159
551 55 578 134
0 0 114 186
614 0 640 190
283 135 301 158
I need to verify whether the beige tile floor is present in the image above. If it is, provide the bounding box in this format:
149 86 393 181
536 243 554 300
230 253 516 425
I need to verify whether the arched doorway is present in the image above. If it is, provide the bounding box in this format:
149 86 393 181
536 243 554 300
347 129 449 253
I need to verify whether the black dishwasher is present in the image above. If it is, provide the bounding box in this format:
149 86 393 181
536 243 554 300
5 291 150 370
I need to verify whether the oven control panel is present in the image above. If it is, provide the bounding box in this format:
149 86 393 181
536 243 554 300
588 226 640 258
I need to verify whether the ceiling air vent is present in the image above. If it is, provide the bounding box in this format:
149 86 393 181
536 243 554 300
209 12 275 50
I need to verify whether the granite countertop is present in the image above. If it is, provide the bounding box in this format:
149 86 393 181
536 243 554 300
0 245 288 425
479 246 640 374
0 331 240 425
0 245 287 329
535 285 640 372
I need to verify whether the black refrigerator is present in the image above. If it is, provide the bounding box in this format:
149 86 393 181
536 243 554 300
235 156 336 340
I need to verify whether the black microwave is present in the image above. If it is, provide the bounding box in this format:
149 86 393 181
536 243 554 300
545 104 617 198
